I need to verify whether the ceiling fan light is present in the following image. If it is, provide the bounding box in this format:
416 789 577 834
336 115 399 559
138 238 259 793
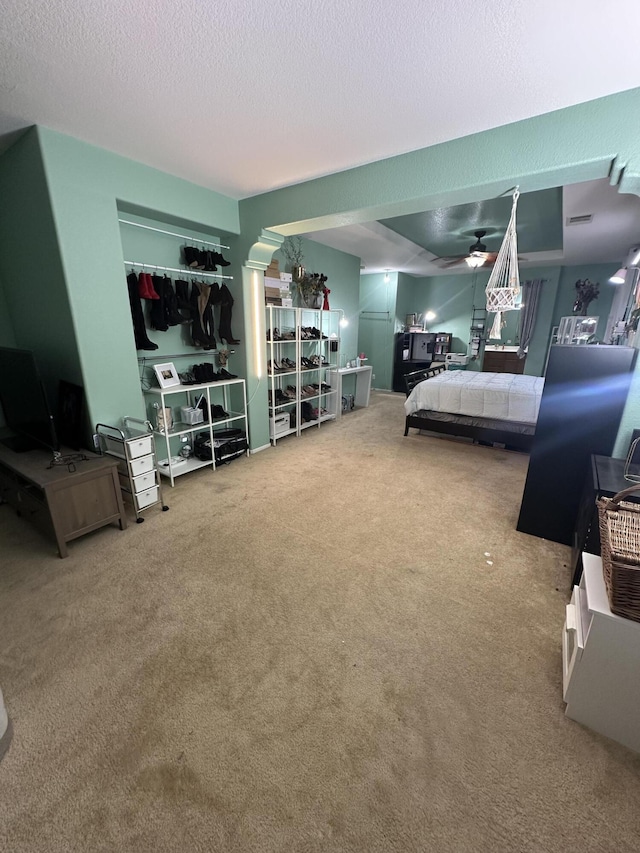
609 268 627 284
465 254 485 269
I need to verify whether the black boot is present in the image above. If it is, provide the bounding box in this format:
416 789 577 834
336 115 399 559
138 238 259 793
213 251 231 267
175 279 191 321
162 276 183 326
190 283 213 348
183 246 200 268
218 284 240 344
126 273 158 350
150 274 169 331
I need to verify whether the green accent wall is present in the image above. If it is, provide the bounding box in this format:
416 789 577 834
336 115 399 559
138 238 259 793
33 127 239 436
358 272 398 390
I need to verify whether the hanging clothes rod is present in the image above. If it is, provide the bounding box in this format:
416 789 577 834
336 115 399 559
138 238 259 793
137 350 236 362
118 219 230 250
360 310 390 315
125 261 232 281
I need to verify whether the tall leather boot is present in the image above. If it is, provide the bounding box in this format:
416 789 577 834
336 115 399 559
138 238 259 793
150 274 169 331
218 284 240 344
162 276 183 326
201 282 219 350
126 273 158 350
175 279 191 318
138 272 159 300
191 282 215 349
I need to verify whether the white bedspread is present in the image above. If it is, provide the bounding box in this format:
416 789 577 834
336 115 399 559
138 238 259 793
404 370 544 424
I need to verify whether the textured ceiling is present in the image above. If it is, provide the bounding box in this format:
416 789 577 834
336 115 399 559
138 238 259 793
1 0 640 199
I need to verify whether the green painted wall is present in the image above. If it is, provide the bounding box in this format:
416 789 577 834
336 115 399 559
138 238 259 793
358 273 398 390
412 263 617 378
35 127 240 436
552 264 619 340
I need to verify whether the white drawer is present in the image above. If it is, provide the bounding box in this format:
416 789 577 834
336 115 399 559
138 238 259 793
135 485 159 510
126 436 153 459
131 471 157 494
117 454 154 478
562 586 584 701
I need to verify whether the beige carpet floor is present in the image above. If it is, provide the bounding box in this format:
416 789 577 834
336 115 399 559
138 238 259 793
1 391 640 852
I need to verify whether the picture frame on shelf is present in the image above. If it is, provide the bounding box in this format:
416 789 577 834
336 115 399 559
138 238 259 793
153 362 181 389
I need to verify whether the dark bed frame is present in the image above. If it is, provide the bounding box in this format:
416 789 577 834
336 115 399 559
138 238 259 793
403 365 535 452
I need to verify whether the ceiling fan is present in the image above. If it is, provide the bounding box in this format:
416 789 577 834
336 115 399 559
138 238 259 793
431 230 499 269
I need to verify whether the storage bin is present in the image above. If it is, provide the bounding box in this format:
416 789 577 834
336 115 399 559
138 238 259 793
270 413 290 437
180 406 204 425
598 484 640 622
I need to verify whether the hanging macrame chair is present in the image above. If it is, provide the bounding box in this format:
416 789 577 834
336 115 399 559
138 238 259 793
486 188 521 339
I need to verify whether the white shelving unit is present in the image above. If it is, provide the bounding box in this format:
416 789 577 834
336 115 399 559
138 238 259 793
266 306 341 444
143 377 248 485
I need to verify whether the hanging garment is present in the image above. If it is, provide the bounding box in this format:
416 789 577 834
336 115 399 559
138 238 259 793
218 283 240 344
150 274 169 331
126 272 158 350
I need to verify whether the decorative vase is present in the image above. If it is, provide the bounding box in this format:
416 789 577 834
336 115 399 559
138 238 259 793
292 265 305 283
301 293 322 309
573 299 592 315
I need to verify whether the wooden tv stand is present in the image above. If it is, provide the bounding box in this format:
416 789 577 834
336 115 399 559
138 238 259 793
0 444 127 558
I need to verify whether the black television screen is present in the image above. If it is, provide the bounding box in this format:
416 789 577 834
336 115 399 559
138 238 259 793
0 346 60 454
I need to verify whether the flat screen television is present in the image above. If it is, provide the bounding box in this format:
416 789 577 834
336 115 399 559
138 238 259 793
0 346 60 454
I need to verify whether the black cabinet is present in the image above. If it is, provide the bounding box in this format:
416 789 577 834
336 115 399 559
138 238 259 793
571 455 640 585
392 332 452 392
517 344 637 545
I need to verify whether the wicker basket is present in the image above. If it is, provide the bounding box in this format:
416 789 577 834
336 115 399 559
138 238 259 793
597 484 640 622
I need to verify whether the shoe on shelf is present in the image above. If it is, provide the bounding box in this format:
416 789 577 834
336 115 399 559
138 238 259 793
212 251 231 267
219 368 238 379
211 404 229 419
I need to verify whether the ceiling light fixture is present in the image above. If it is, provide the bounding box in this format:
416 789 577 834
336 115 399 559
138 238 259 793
609 268 627 284
465 254 485 269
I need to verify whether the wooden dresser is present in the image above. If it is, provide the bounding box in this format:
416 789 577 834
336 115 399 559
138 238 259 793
0 445 127 557
482 348 525 374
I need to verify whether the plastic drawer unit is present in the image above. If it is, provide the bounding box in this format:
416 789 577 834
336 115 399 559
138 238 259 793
96 418 168 522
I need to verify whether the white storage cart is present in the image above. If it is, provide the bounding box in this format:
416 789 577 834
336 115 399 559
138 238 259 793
96 417 169 523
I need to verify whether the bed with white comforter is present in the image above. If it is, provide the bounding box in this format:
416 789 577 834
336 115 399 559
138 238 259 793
404 370 544 423
403 369 544 450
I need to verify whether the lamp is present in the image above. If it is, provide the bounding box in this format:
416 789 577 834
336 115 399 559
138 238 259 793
423 310 436 330
610 268 627 284
465 254 485 269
